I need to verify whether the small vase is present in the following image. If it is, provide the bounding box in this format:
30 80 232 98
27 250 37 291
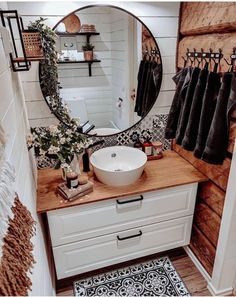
61 167 69 181
70 154 82 175
84 50 93 61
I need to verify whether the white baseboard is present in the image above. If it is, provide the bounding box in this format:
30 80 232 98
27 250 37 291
207 282 233 296
184 246 211 283
184 246 233 296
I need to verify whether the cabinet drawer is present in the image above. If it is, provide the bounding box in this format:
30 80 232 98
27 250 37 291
53 215 193 279
48 183 197 246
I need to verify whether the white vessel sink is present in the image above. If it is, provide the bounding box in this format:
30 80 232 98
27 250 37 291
90 146 147 187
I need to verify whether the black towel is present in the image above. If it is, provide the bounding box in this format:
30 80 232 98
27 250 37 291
141 61 157 117
175 67 201 145
202 72 233 164
194 72 221 158
227 74 236 123
135 60 149 115
182 68 209 151
143 62 161 116
153 63 162 97
165 67 189 139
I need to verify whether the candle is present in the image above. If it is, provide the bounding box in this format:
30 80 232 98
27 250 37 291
66 171 78 189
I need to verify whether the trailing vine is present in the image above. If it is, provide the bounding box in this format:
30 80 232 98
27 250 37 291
28 17 75 126
27 18 91 169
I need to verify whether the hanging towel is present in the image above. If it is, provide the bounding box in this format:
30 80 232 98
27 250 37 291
175 67 201 145
152 62 162 107
135 60 149 116
202 72 233 164
142 61 161 116
165 67 188 139
153 63 162 91
141 61 155 116
182 68 209 151
194 72 221 158
135 60 145 114
227 74 236 123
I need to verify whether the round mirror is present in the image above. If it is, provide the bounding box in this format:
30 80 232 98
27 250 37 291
40 5 162 136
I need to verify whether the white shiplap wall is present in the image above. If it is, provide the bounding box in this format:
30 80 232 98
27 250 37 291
0 3 54 295
8 1 179 127
111 8 130 130
58 7 113 128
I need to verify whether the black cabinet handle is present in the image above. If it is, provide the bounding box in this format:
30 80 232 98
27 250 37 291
117 230 142 241
116 195 143 205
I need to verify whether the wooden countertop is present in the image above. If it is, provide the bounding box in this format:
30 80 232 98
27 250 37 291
37 150 207 213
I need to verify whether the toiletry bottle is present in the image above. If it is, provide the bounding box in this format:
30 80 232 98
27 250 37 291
82 150 90 172
142 137 153 156
134 137 143 151
130 131 142 150
152 141 163 159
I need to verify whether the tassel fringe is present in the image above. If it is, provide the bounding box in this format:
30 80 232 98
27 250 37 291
0 196 36 296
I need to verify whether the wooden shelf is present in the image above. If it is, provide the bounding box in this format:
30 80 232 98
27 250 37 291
57 59 101 76
57 31 101 76
57 32 99 36
13 57 44 62
58 59 101 64
57 32 100 43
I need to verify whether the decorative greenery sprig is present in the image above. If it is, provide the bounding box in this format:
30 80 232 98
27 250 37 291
82 42 95 51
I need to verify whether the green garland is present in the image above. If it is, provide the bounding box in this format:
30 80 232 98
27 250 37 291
28 17 75 126
27 18 91 169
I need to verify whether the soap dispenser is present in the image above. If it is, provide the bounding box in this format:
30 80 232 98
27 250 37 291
130 131 143 150
82 149 90 172
141 129 153 156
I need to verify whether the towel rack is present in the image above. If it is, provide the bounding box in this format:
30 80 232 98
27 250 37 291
224 47 236 72
184 48 223 64
142 45 160 61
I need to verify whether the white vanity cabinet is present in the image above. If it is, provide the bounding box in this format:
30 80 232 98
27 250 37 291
47 183 198 279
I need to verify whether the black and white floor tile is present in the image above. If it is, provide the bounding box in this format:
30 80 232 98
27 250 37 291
74 257 190 296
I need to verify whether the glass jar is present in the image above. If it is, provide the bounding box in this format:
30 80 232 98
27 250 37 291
152 141 163 158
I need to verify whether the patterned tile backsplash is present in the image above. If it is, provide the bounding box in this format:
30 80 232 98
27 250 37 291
36 114 171 169
91 114 171 151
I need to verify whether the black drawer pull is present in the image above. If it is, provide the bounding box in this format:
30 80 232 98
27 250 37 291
116 195 143 205
117 230 142 241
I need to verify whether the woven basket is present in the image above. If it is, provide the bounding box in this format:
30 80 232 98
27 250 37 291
22 30 44 59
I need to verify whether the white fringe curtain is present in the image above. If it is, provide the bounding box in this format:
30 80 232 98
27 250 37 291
0 124 36 295
0 125 15 259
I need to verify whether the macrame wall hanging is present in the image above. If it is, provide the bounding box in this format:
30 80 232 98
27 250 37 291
0 124 36 296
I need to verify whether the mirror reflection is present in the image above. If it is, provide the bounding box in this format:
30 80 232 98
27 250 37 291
52 6 162 136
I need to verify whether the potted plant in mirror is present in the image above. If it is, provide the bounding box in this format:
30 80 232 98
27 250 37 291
82 43 95 61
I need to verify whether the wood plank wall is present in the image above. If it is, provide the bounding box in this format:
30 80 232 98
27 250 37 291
175 2 236 276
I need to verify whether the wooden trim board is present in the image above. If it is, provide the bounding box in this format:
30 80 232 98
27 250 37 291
180 2 236 36
173 143 230 191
